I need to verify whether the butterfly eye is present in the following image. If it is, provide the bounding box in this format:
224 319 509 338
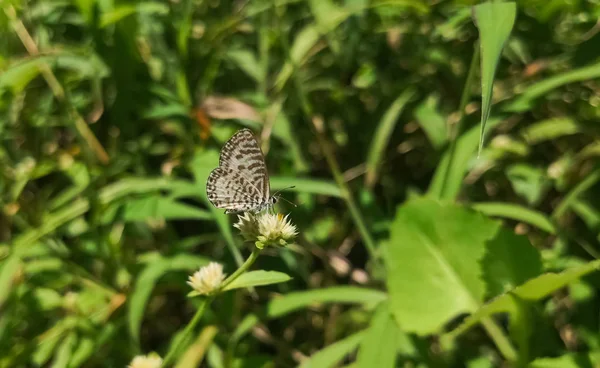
272 197 278 204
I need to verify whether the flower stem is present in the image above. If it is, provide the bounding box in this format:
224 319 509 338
220 248 261 290
162 297 212 366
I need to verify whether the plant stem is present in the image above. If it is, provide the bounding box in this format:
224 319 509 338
439 41 480 200
480 317 517 362
162 297 212 366
4 4 109 164
274 5 378 264
221 248 261 290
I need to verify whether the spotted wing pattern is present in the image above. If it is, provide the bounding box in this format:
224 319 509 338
206 128 271 213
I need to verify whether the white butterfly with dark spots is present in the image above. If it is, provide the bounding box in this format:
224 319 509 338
206 128 278 214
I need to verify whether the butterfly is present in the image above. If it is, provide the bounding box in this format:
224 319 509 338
206 128 279 214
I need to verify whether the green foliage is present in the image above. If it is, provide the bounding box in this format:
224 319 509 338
2 0 600 366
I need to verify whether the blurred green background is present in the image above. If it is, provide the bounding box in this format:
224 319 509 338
3 0 600 367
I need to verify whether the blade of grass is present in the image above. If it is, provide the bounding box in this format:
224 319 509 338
365 88 416 189
3 4 110 164
472 202 556 234
275 5 379 265
553 168 600 220
472 1 516 153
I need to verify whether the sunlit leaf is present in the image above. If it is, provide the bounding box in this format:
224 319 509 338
365 88 415 188
385 198 498 335
356 302 400 368
446 259 600 340
473 2 516 152
222 271 292 291
299 331 365 368
128 254 210 345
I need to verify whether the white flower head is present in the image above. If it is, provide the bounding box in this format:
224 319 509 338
187 262 226 296
127 353 162 368
234 212 298 249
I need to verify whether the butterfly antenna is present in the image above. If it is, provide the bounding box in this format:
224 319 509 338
278 195 298 208
272 185 295 197
272 186 299 208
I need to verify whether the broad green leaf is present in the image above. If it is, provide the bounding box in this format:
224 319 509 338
299 331 365 368
414 95 448 150
505 61 600 113
471 202 556 234
520 118 580 144
270 177 341 198
482 230 542 297
99 2 169 27
222 271 292 291
268 286 387 318
385 197 498 335
128 254 210 345
356 302 399 368
428 117 502 200
446 259 600 340
365 88 415 188
473 2 516 152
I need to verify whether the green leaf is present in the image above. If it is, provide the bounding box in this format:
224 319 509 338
507 295 534 366
445 259 600 340
69 337 95 367
505 61 600 113
414 95 448 150
482 229 542 297
0 56 50 93
299 331 365 368
267 287 387 318
385 197 498 335
128 254 210 345
0 252 21 308
51 331 77 368
99 2 169 27
520 118 580 144
356 302 400 368
553 168 600 220
270 177 341 198
365 88 415 188
505 164 550 206
529 352 600 368
119 196 212 221
472 2 516 152
222 271 292 291
274 11 351 91
471 202 556 234
428 117 502 200
227 49 264 83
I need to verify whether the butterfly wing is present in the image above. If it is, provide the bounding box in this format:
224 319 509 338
206 129 271 212
217 129 270 202
206 167 263 213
